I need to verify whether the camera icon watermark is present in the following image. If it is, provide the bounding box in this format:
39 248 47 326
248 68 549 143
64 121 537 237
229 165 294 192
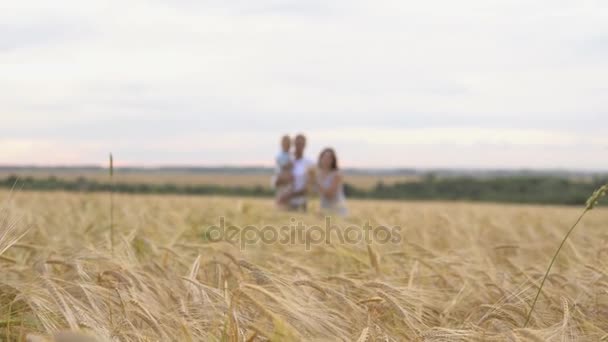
204 216 401 250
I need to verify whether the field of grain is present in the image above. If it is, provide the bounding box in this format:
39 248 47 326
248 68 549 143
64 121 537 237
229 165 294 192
1 190 608 341
0 170 420 190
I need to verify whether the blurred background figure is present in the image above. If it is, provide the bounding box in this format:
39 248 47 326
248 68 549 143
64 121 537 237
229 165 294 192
275 134 313 211
274 135 293 209
316 147 348 216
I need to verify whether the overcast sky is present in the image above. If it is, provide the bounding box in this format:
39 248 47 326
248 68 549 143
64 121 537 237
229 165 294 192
1 0 607 170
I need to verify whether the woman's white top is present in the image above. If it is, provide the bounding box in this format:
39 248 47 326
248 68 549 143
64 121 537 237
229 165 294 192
317 170 348 216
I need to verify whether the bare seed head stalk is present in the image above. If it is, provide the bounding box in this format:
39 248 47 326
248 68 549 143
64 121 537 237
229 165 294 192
110 153 114 256
524 183 607 327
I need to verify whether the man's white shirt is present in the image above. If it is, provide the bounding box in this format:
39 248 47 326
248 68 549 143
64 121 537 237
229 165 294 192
290 157 313 205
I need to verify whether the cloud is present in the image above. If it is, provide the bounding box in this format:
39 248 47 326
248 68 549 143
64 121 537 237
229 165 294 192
0 0 606 169
313 127 608 147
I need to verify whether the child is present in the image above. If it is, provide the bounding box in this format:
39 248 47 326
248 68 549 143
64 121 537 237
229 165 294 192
275 135 294 207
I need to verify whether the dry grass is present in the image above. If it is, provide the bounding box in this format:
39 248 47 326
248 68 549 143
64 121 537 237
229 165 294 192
1 190 608 341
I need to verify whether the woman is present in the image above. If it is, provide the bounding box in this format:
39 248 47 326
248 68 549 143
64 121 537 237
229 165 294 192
315 148 348 216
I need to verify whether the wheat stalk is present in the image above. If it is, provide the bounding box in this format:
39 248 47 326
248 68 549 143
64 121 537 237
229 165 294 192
524 183 607 327
355 326 369 342
109 153 114 256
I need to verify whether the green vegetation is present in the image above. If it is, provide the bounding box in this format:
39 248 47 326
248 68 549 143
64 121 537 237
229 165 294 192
1 174 606 205
0 175 272 197
347 174 608 205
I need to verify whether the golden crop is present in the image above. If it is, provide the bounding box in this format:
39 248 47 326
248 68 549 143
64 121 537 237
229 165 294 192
1 190 607 341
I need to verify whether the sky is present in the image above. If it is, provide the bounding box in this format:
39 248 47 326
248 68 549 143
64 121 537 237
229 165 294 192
1 0 607 170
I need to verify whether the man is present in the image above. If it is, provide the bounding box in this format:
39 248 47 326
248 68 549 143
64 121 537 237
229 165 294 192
275 134 314 211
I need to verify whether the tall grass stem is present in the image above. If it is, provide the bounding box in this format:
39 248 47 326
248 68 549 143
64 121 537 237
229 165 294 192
523 209 586 327
524 183 606 327
109 153 114 256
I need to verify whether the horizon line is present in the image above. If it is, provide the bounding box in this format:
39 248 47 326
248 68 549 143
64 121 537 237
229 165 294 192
1 164 607 174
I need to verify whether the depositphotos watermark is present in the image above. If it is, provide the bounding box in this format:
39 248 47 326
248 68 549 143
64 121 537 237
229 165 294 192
204 217 401 250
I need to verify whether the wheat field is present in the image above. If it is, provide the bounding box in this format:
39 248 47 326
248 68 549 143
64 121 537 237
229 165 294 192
0 170 419 190
1 190 608 341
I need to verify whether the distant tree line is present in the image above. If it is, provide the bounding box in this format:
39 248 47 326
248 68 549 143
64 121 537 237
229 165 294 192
1 174 606 206
0 175 271 197
344 174 608 205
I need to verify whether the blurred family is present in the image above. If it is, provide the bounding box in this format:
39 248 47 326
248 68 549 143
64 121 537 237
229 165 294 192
273 134 348 216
